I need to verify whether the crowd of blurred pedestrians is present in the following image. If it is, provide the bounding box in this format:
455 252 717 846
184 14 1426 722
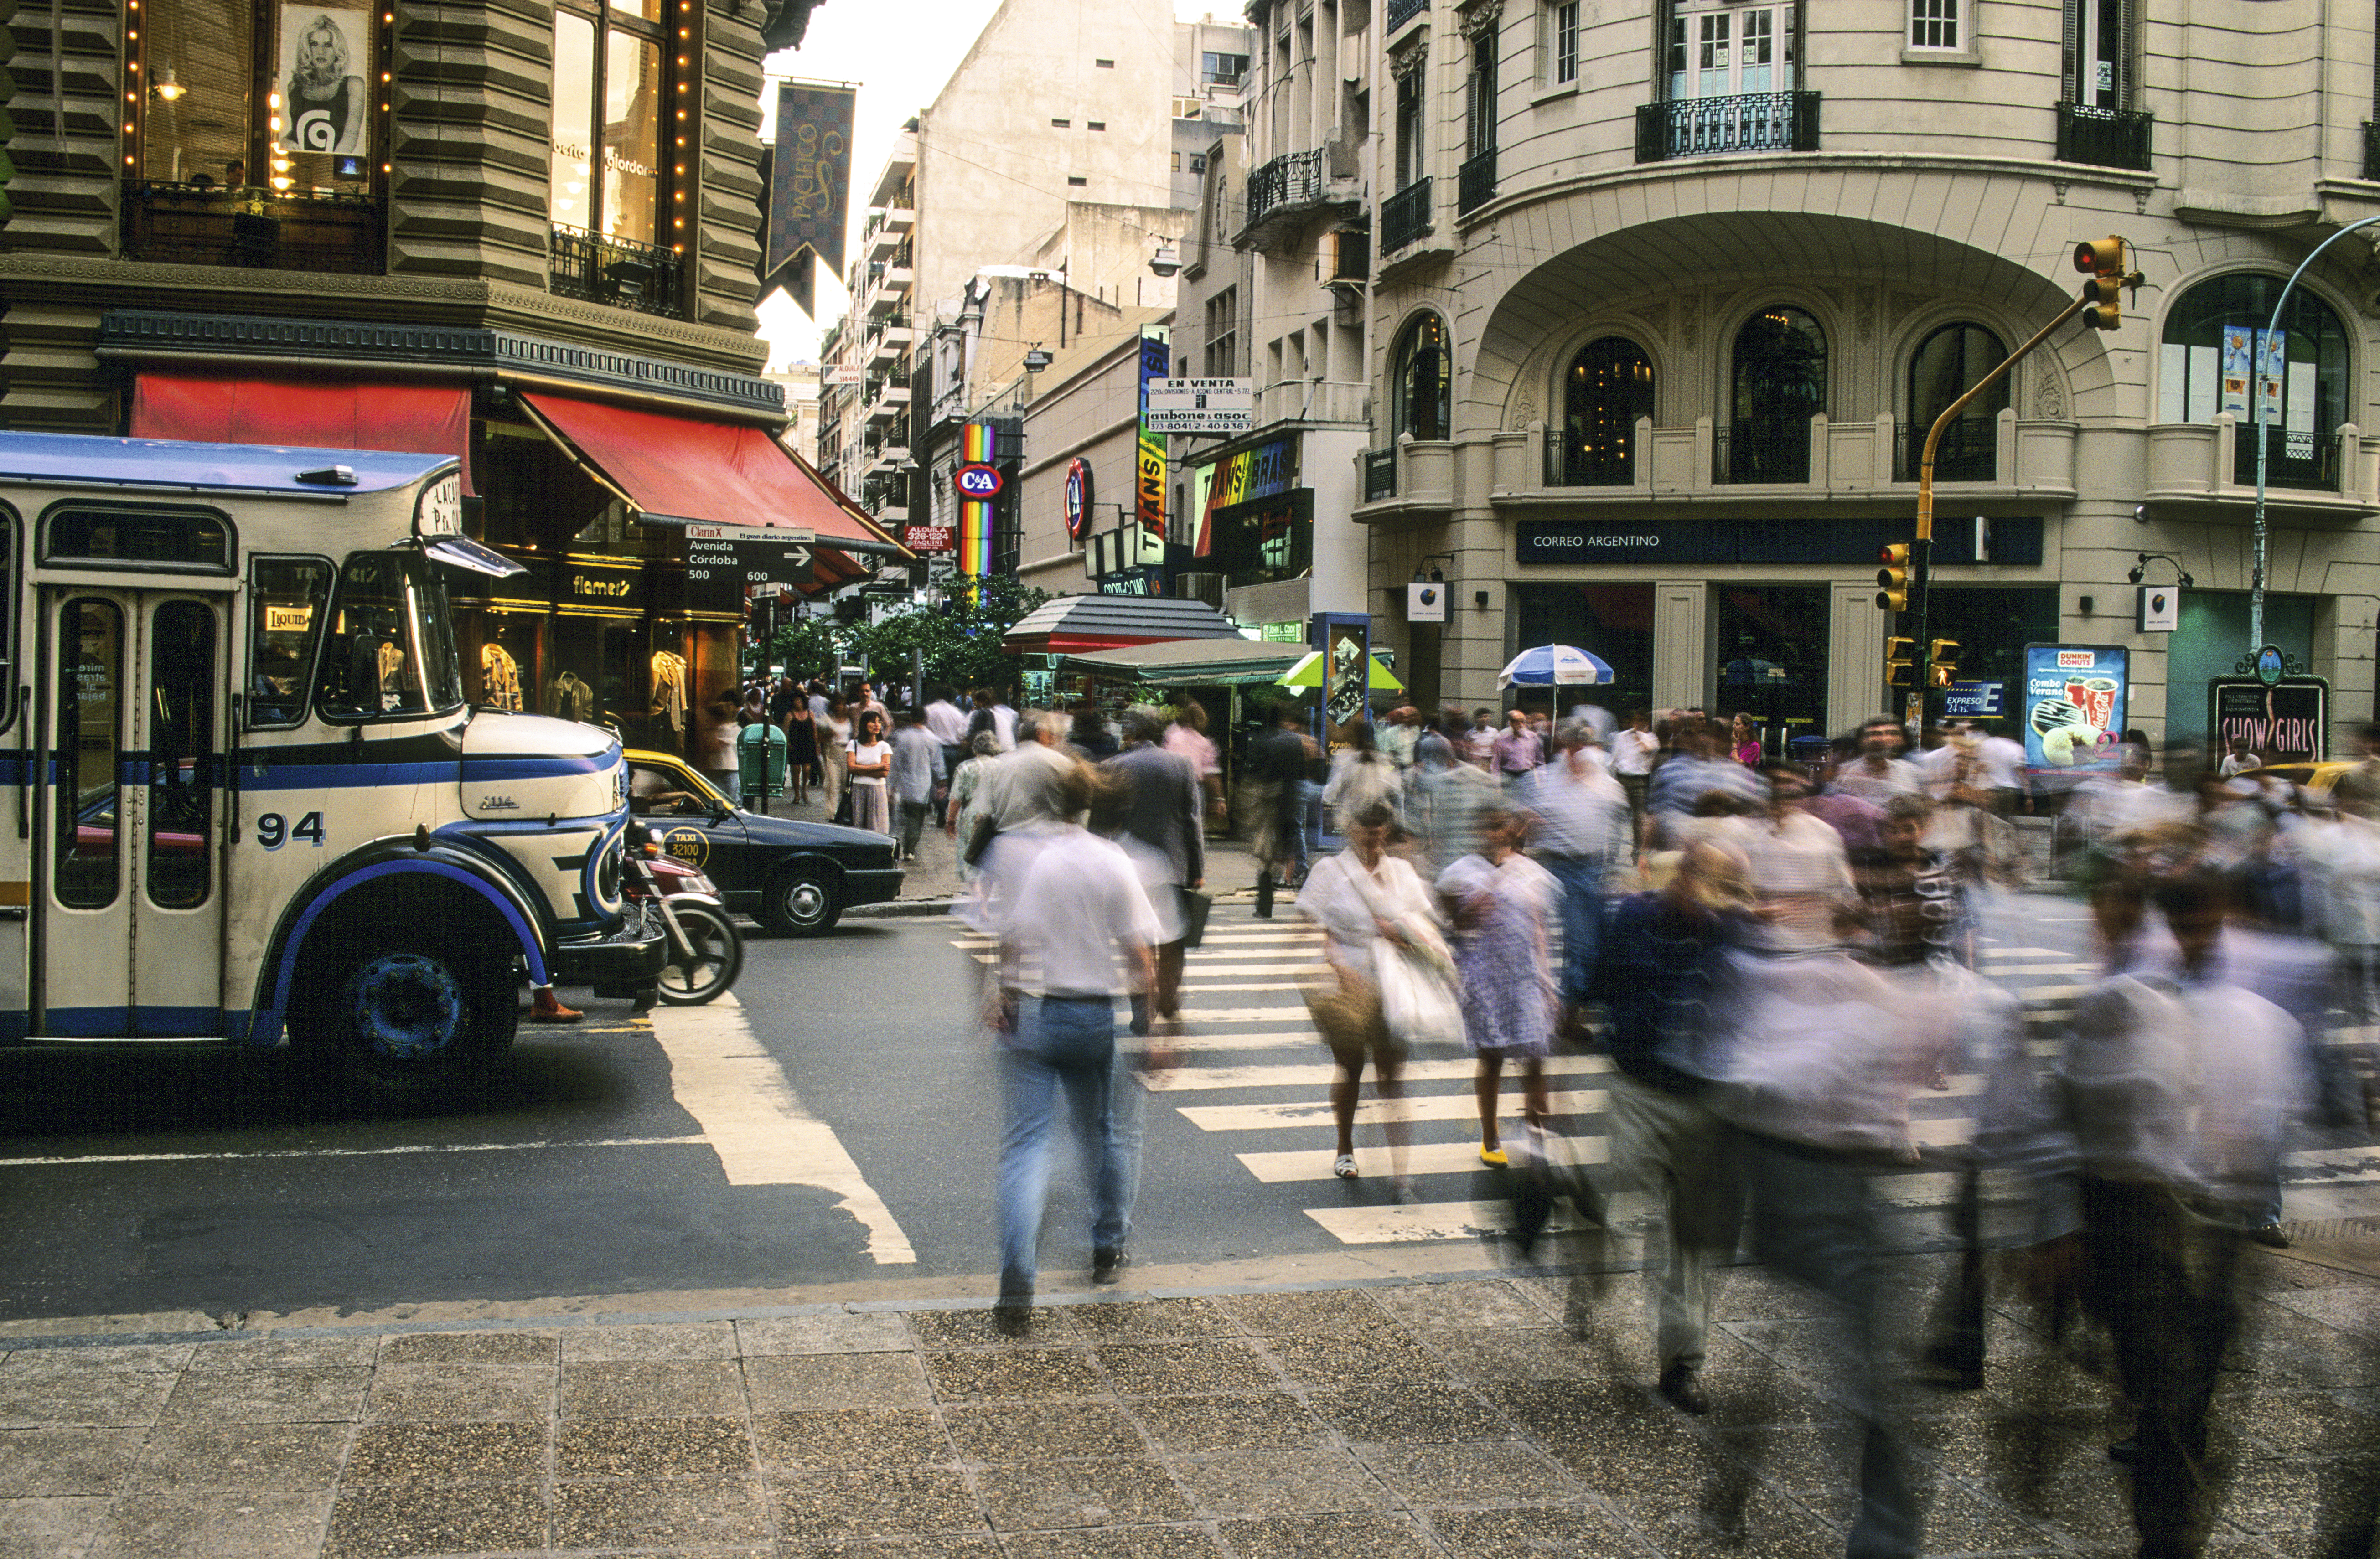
937 683 2380 1559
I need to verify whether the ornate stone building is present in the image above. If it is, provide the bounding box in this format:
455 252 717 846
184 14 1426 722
0 0 901 755
1354 0 2380 755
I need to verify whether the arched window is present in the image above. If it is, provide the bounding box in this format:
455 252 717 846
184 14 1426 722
1728 306 1825 482
1392 314 1450 442
1559 337 1655 486
1907 323 2008 482
2161 274 2352 490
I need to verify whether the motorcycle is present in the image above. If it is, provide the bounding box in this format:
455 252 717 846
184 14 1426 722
623 821 743 1005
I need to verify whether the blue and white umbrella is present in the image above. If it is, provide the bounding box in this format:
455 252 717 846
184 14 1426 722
1498 644 1615 688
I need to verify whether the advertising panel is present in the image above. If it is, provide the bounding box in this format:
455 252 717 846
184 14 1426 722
2209 678 2328 767
2023 644 2128 773
1143 378 1255 434
1135 332 1170 541
1192 436 1299 557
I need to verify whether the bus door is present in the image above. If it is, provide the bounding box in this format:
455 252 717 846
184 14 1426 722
34 588 228 1037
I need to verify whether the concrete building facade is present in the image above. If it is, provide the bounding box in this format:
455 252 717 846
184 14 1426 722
1349 0 2380 758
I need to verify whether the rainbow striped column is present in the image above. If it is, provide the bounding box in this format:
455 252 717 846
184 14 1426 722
959 420 996 580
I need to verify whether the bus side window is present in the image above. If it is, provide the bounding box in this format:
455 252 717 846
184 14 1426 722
246 558 331 728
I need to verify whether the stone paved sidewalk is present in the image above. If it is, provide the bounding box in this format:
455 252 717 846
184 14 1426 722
1 1235 2376 1559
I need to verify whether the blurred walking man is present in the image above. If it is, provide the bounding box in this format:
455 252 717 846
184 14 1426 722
1099 707 1205 1034
985 764 1164 1311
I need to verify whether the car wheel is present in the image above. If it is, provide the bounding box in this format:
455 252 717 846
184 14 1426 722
764 869 843 935
297 934 517 1109
655 901 743 1004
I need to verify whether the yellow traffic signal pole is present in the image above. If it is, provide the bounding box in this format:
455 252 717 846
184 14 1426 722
1908 289 2090 727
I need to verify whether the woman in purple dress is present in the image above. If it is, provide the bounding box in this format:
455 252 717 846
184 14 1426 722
1437 805 1561 1165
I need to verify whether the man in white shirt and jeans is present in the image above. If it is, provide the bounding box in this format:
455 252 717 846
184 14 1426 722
985 763 1165 1310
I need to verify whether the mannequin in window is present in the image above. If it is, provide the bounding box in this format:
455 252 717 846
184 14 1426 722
547 669 593 723
650 646 688 740
481 630 523 711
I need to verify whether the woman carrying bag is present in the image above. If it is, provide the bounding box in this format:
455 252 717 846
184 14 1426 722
1297 800 1457 1199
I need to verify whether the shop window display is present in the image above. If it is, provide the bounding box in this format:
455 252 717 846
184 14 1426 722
1713 586 1827 757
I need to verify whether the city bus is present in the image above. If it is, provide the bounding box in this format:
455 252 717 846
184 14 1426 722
0 430 663 1103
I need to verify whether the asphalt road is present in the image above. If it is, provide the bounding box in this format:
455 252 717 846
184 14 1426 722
0 889 2372 1328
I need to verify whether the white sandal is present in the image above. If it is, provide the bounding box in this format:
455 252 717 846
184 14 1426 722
1333 1153 1358 1179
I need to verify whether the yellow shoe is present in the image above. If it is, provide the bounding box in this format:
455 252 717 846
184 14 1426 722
1479 1145 1509 1167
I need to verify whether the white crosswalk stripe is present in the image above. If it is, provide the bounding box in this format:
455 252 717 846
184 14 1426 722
951 914 2380 1253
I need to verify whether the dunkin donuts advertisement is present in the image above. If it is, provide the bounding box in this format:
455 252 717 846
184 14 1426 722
2023 645 2130 773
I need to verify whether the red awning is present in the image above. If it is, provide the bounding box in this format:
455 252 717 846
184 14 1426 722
520 392 901 552
130 373 475 495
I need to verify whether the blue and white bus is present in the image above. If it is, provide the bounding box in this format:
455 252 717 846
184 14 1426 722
0 430 664 1101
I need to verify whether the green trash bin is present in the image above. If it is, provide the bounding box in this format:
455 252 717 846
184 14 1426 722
737 721 786 813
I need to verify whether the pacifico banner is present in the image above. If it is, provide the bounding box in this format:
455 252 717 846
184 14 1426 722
762 82 854 305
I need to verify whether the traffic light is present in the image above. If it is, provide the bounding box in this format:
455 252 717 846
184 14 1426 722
1885 637 1918 689
2075 236 2134 331
0 0 16 226
1927 638 1962 689
1876 543 1911 613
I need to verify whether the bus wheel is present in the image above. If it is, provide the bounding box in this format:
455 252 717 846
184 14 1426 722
762 870 842 936
309 939 517 1106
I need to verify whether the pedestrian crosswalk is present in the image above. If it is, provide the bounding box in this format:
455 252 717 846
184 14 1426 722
949 904 2380 1252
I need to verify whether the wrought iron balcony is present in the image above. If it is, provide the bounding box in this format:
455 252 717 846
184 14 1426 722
2054 102 2152 172
122 182 384 273
1246 148 1328 227
549 223 684 318
1381 178 1433 255
1716 418 1812 485
1894 420 1998 483
1547 434 1636 488
1385 0 1426 32
2362 120 2380 181
1458 149 1496 216
2234 422 2342 492
1635 91 1820 164
1363 448 1397 502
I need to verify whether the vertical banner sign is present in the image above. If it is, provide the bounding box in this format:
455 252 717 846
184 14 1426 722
1136 330 1170 543
2022 644 2129 774
762 82 854 308
958 421 998 581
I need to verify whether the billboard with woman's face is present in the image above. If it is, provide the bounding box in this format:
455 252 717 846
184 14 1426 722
278 4 370 158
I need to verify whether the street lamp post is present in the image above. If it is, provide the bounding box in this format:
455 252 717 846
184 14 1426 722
2250 213 2380 654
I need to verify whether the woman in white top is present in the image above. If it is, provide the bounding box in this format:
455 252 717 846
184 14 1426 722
1298 800 1439 1194
846 710 893 834
819 698 853 819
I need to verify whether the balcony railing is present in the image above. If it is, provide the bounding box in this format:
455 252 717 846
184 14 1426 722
121 182 384 273
549 223 684 317
2055 102 2152 171
1381 178 1433 255
1894 419 1999 483
1386 0 1427 31
1363 448 1397 502
1458 148 1496 215
2235 422 2343 491
1716 418 1812 485
1547 435 1636 488
2362 120 2380 181
1635 91 1821 163
1246 148 1328 227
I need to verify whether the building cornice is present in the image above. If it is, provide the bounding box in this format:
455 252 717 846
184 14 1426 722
1454 150 2162 241
91 308 785 421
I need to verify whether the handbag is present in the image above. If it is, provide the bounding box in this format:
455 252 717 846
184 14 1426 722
1373 938 1466 1047
1179 886 1212 949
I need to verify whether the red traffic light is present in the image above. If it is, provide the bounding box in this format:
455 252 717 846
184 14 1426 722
2075 237 2125 274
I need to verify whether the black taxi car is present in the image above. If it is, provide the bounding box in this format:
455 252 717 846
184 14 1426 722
626 749 904 934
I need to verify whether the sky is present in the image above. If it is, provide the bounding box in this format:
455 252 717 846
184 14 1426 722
755 0 1223 371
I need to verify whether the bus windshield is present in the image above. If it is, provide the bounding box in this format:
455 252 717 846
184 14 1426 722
315 550 466 720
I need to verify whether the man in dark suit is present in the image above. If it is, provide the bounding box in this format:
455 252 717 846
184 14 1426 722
1097 707 1206 1039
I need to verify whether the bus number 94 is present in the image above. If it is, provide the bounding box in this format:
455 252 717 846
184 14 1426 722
256 812 326 849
